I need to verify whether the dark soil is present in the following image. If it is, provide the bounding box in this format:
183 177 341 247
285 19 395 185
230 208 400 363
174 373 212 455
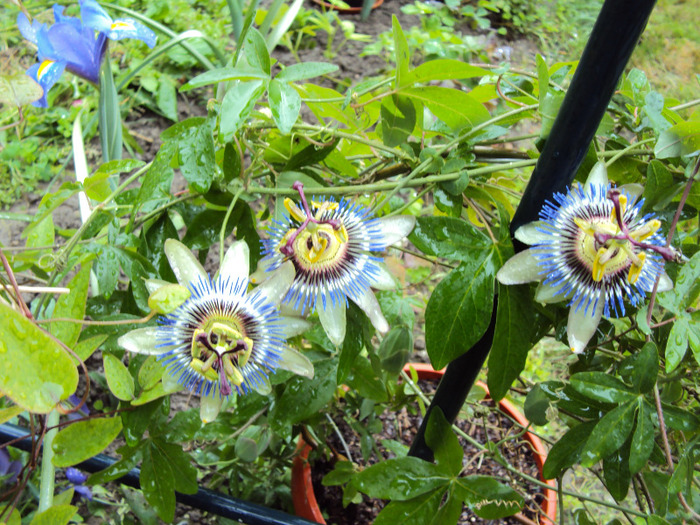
311 381 548 525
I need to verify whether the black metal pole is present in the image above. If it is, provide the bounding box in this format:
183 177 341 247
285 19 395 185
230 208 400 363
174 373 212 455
0 423 316 525
408 0 657 462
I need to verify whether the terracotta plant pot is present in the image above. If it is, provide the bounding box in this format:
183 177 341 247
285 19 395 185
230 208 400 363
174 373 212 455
292 363 558 524
310 0 383 14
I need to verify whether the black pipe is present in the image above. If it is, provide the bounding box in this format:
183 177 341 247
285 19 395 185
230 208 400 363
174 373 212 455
408 0 657 462
0 423 316 525
510 0 658 239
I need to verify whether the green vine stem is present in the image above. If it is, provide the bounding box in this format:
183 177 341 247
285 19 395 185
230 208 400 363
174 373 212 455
37 410 59 513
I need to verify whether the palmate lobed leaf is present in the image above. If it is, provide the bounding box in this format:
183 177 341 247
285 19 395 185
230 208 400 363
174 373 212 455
0 303 78 413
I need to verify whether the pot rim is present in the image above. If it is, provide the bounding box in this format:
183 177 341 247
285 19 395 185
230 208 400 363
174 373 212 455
292 362 558 524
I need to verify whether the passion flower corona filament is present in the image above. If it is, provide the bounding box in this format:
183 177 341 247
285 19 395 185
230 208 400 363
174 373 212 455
253 182 415 346
497 162 676 354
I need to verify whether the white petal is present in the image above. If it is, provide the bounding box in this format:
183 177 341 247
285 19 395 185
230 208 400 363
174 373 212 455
161 369 183 393
252 375 272 396
369 263 397 290
277 347 314 378
249 256 275 284
255 261 295 307
619 183 644 200
219 240 250 284
145 278 170 295
164 239 206 286
318 298 347 346
514 221 550 245
279 316 312 338
351 288 389 334
118 327 166 355
375 215 416 247
496 250 543 285
567 295 604 354
656 272 673 292
534 281 568 304
585 161 609 189
200 395 223 424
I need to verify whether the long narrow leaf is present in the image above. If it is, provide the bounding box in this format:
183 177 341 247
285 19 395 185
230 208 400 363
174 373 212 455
71 113 91 224
98 56 122 163
265 0 304 52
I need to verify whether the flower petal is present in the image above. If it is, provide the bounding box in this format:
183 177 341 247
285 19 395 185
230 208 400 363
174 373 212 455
252 376 272 396
619 183 644 200
567 294 604 354
27 60 66 108
496 249 542 285
161 370 183 393
118 327 166 355
514 221 550 245
17 13 42 45
585 161 609 189
200 395 222 424
254 261 295 307
279 316 312 338
219 240 249 285
351 288 389 334
164 239 206 287
374 215 416 247
369 263 396 290
249 256 275 284
318 297 347 346
277 347 314 378
534 281 568 304
106 18 157 48
657 271 673 292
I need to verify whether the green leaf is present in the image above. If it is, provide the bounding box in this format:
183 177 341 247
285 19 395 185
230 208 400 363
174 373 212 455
409 216 491 261
0 405 23 424
29 505 77 525
137 141 175 209
487 281 535 401
373 489 444 525
219 80 266 142
103 353 135 401
668 440 697 496
665 251 700 313
581 401 637 467
643 160 677 211
570 372 638 404
654 120 700 158
181 67 269 91
402 60 487 86
429 483 465 525
121 398 165 446
87 445 142 485
346 356 389 402
425 408 463 476
98 57 122 162
157 80 178 122
271 358 337 429
52 417 123 467
425 253 496 370
180 208 238 250
658 401 700 432
177 119 216 194
73 334 107 364
619 342 658 393
603 440 631 502
353 456 448 500
665 316 689 372
392 16 410 88
50 263 92 349
542 421 596 479
380 94 416 147
141 440 176 522
536 54 549 107
268 79 301 135
0 72 43 106
404 86 489 131
630 399 654 475
148 284 190 315
276 62 339 82
432 187 461 217
0 302 78 413
378 325 412 374
524 384 550 426
455 475 524 519
151 438 198 494
244 28 271 75
86 159 145 202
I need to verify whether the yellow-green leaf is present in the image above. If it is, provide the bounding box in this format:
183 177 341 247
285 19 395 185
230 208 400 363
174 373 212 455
52 417 122 467
148 284 190 314
0 405 23 425
0 303 78 413
29 505 77 525
103 353 135 401
50 263 92 349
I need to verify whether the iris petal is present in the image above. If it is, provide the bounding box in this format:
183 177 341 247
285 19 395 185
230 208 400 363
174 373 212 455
106 18 157 48
318 297 347 346
79 0 115 33
27 60 66 108
568 293 604 354
164 239 207 286
17 13 42 45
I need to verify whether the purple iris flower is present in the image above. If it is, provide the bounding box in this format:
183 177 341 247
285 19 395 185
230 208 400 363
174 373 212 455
0 449 22 486
65 467 93 500
18 0 156 107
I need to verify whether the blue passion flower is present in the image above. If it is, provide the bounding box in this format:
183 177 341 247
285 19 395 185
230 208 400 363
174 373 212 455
119 239 313 423
252 182 415 346
497 162 677 353
17 0 156 107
